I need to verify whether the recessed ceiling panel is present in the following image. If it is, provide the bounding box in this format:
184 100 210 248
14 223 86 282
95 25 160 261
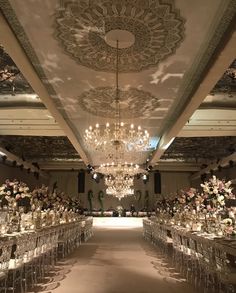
161 136 236 162
0 135 80 162
0 45 34 95
1 0 235 165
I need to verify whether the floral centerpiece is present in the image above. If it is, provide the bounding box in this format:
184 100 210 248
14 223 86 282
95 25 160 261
32 185 81 212
154 176 236 235
201 175 234 209
200 176 236 235
0 179 31 211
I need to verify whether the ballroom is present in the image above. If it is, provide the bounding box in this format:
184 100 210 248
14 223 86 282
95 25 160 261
0 1 236 292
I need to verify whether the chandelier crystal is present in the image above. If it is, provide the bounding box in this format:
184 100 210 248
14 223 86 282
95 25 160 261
84 40 150 152
95 162 147 177
105 172 134 200
95 162 147 200
84 123 149 152
106 186 134 201
105 174 134 189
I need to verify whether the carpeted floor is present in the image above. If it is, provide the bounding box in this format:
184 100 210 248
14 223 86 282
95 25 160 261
36 219 197 293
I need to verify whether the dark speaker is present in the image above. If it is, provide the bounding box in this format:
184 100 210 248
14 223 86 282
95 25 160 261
154 171 161 194
78 170 85 193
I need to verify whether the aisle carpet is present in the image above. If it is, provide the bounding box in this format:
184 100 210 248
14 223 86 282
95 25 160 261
36 218 196 293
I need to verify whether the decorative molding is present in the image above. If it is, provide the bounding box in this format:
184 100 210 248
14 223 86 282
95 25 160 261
40 161 86 171
0 45 34 95
79 87 159 118
54 0 185 73
151 0 236 164
0 136 81 161
0 146 48 177
171 1 236 117
0 2 61 106
0 3 90 164
154 162 200 172
161 137 236 162
191 152 236 180
210 59 236 96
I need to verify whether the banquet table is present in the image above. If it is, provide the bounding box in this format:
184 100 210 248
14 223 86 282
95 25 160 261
0 216 93 292
0 217 93 258
143 218 236 291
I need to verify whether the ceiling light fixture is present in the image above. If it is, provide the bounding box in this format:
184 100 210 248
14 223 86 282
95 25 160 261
95 161 147 200
84 40 150 153
95 162 147 177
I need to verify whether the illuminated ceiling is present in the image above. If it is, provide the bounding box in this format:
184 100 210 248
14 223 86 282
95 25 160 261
0 0 235 171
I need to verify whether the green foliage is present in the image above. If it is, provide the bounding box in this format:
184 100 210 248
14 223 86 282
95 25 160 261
135 190 142 202
87 190 93 211
98 190 104 213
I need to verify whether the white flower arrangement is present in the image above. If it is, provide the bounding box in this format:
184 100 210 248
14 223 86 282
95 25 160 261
221 218 233 226
201 176 235 207
0 179 32 209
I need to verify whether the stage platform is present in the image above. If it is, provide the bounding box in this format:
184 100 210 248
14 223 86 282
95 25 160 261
93 217 144 229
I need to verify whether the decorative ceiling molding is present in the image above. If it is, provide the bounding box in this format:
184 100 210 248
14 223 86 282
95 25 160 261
54 0 185 73
0 146 48 177
0 9 90 164
39 161 86 171
79 86 159 118
191 151 236 180
0 45 34 95
0 94 45 108
209 59 236 96
161 137 236 162
0 135 81 161
150 1 236 164
154 161 200 172
1 0 236 168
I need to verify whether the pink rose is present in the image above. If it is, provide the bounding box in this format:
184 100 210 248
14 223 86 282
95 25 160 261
15 194 21 200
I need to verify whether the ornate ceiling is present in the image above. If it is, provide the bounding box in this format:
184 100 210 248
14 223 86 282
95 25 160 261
210 59 236 96
0 0 235 168
78 86 159 119
54 0 185 73
0 136 80 162
0 45 34 95
161 137 236 162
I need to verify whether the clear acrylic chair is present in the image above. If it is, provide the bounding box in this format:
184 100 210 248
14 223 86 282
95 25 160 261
0 239 13 293
215 245 236 293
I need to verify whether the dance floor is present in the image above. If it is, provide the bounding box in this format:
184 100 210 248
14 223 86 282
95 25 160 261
36 218 196 293
93 216 144 229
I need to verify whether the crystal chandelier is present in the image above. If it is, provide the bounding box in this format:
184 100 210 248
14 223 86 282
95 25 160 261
84 40 150 152
95 162 147 177
96 162 147 200
105 172 134 200
84 123 149 152
106 186 134 201
105 174 134 189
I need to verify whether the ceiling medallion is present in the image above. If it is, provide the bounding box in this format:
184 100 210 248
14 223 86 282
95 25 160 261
79 87 159 119
55 0 185 73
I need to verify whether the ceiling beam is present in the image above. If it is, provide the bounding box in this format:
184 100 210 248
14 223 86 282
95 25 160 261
150 22 236 165
178 130 236 137
40 161 86 171
154 162 200 172
0 129 65 136
0 12 89 165
191 152 236 180
0 146 48 177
